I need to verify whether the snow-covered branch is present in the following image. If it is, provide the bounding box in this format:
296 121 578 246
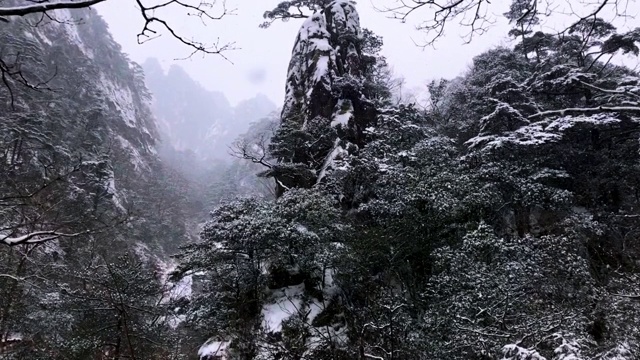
611 293 640 300
1 230 89 246
455 325 512 338
0 0 106 17
0 273 23 281
529 106 640 119
364 353 385 360
579 80 640 101
260 0 324 28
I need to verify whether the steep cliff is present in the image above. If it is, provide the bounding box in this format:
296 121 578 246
0 7 199 358
267 0 380 195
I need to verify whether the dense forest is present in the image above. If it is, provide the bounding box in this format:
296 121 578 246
1 0 640 359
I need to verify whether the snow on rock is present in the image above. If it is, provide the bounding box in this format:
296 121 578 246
275 0 369 191
500 344 546 360
149 258 193 329
331 99 354 128
198 339 230 359
155 258 193 302
295 223 318 238
100 74 138 128
262 284 305 333
54 9 94 59
600 342 636 360
282 10 334 124
313 54 331 85
116 135 148 171
259 272 346 357
328 0 361 38
281 0 361 125
302 268 347 353
171 273 193 300
107 177 126 213
317 138 349 182
37 31 53 46
307 298 324 324
133 242 152 263
553 336 583 360
322 267 338 297
205 122 227 140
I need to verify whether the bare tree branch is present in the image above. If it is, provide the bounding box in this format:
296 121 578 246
134 0 236 61
0 50 56 108
373 0 493 45
611 292 640 300
376 0 636 46
0 0 235 60
229 134 274 169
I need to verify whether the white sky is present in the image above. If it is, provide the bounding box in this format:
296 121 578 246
95 0 638 106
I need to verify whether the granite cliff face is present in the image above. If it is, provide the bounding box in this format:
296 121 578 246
0 6 202 358
266 0 381 196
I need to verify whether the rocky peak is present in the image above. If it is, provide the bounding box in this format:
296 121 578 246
281 0 363 126
269 0 379 196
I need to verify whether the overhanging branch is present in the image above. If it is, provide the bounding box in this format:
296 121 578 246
0 0 234 60
529 105 640 119
1 230 90 246
0 0 107 17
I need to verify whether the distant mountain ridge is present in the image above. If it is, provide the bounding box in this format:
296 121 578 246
143 58 277 161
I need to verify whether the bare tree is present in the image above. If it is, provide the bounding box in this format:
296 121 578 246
229 117 280 168
230 133 274 170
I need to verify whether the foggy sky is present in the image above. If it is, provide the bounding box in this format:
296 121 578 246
95 0 637 107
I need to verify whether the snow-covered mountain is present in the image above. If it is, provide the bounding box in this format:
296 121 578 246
0 7 162 223
0 5 209 358
143 58 277 161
